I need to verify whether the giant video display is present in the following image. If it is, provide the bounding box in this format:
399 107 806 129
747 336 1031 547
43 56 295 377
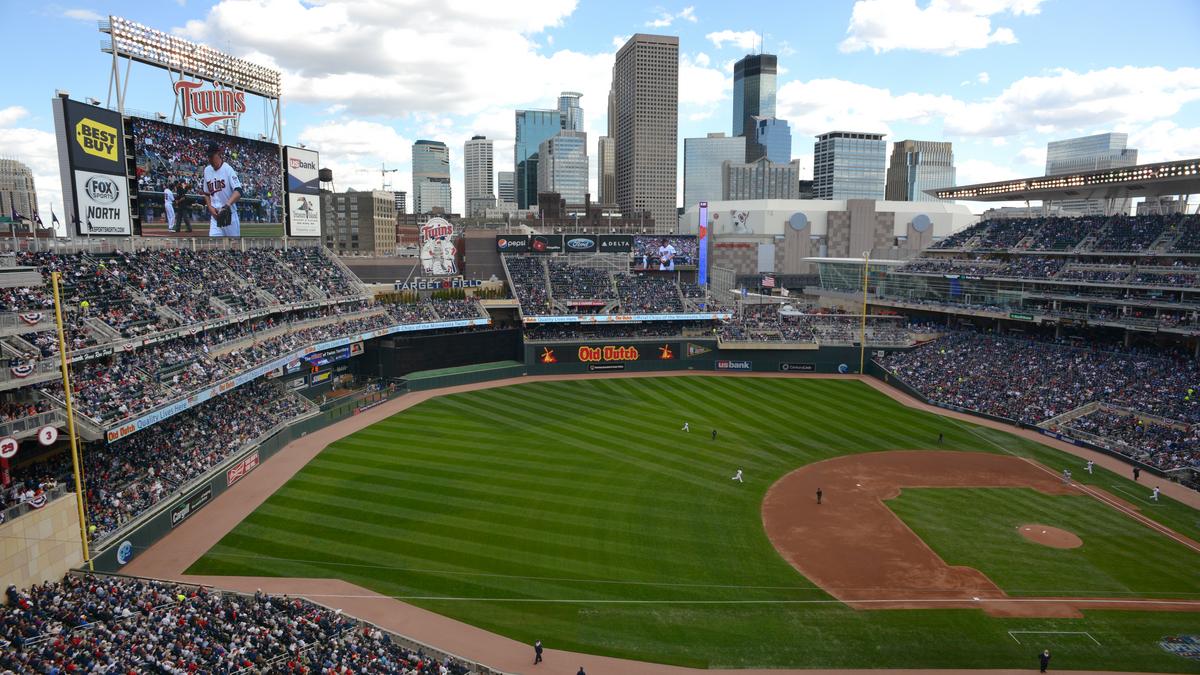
130 117 284 237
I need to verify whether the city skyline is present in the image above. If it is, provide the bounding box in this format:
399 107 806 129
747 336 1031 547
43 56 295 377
1 0 1199 221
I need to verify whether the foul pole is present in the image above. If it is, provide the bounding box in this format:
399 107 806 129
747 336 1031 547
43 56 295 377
51 271 92 570
859 252 869 374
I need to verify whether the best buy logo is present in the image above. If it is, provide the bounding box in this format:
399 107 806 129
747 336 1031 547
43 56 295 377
75 117 119 162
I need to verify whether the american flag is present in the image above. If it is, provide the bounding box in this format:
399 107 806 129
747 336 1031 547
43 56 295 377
761 274 776 288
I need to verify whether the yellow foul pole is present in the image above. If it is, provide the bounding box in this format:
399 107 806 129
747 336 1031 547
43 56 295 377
51 271 91 570
859 252 869 375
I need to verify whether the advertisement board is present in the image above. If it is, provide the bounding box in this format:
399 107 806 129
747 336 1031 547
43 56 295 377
419 217 460 275
715 359 753 371
534 343 679 365
63 99 126 174
563 234 597 252
495 234 529 253
284 146 321 237
698 202 709 285
129 116 284 237
56 98 133 236
530 234 563 253
598 234 633 253
74 170 132 235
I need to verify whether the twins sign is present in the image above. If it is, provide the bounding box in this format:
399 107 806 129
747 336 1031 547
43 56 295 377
173 80 247 127
419 217 459 276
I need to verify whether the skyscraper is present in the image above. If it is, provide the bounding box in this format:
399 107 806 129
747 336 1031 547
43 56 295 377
558 92 584 132
538 130 589 205
464 135 495 216
1045 133 1138 214
885 140 955 202
683 133 746 209
0 159 37 220
732 54 777 139
497 171 515 205
597 136 616 205
812 131 887 200
392 191 407 215
612 33 679 232
412 140 451 215
722 157 801 200
515 109 562 209
748 116 791 164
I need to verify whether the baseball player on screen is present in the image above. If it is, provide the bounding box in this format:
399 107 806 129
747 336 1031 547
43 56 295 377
163 183 176 232
203 142 242 237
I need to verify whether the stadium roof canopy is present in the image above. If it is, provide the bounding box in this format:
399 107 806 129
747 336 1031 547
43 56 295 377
929 158 1200 202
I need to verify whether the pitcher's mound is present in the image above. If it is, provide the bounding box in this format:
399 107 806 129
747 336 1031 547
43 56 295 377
1018 524 1082 549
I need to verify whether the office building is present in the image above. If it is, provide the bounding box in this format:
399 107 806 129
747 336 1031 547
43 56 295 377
748 116 791 164
515 109 562 208
497 171 516 205
537 130 589 205
722 157 801 200
813 131 887 200
1045 133 1138 214
885 140 955 202
732 54 777 139
392 191 407 215
412 140 451 214
464 135 495 216
1137 196 1188 216
683 133 746 209
321 189 396 254
558 92 584 132
612 33 679 232
0 159 37 221
597 136 616 205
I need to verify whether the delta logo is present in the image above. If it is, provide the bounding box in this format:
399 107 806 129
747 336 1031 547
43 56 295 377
75 117 119 162
173 80 247 127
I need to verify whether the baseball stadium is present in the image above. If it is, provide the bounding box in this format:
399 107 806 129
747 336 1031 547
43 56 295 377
3 11 1200 675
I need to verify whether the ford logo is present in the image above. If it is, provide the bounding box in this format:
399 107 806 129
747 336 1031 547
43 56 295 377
567 238 593 250
84 176 119 203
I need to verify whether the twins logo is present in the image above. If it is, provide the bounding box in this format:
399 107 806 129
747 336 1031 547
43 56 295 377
173 80 247 127
419 217 458 275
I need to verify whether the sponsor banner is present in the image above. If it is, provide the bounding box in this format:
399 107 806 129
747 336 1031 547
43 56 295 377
598 234 633 253
779 362 815 372
564 235 597 252
62 99 126 173
75 170 132 235
495 234 529 252
170 485 213 528
523 312 733 324
715 359 753 371
287 377 306 390
226 452 260 487
589 363 625 371
174 80 246 127
311 370 332 385
536 343 677 365
105 317 492 443
287 194 321 237
530 234 563 253
685 342 711 359
393 277 485 291
1009 312 1035 321
420 217 460 275
349 341 364 356
353 398 388 415
304 344 354 367
285 358 305 374
284 146 320 194
698 202 709 285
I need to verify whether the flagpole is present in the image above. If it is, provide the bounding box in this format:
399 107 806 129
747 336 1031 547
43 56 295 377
51 271 92 570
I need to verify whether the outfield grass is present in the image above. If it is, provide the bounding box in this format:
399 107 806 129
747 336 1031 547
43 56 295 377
189 377 1200 670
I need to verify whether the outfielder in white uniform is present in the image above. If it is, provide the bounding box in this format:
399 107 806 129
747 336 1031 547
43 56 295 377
202 143 242 237
1152 486 1160 502
731 468 743 483
681 421 689 432
163 186 176 232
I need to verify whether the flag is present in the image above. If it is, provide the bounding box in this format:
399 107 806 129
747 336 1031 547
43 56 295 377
33 212 44 228
761 274 776 289
51 209 61 226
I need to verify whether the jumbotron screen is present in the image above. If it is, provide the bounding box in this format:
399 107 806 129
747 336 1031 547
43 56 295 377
130 117 284 237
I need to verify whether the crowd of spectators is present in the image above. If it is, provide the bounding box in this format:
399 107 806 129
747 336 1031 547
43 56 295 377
548 260 614 301
504 256 551 314
1 574 477 674
718 312 914 346
525 322 693 341
616 274 684 313
1025 217 1094 251
428 298 485 321
1056 266 1132 283
1061 408 1198 472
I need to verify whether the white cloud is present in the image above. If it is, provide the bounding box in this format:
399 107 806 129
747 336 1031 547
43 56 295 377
705 30 761 51
62 8 104 21
1016 146 1046 169
839 0 1043 56
776 78 961 139
977 71 990 84
646 5 697 28
1126 121 1200 163
0 106 28 127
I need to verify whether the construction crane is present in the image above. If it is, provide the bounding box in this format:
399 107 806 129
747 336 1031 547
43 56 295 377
380 163 399 191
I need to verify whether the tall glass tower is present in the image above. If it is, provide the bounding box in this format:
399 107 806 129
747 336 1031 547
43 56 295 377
812 131 886 200
412 139 451 214
885 140 955 202
515 109 563 209
538 130 589 205
748 116 791 164
558 92 584 132
732 54 777 139
1045 133 1138 214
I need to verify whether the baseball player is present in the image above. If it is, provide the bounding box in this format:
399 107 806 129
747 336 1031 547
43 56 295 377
731 468 743 483
203 142 242 237
1151 486 1160 502
681 421 689 432
163 184 176 232
1085 460 1094 475
1062 468 1072 485
658 239 677 271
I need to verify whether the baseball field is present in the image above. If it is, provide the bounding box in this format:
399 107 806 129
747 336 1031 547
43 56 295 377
186 376 1200 671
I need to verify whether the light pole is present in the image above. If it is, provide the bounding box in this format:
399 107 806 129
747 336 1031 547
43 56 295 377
859 251 869 374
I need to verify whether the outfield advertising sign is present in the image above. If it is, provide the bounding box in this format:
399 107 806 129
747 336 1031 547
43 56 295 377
535 343 680 365
716 360 753 371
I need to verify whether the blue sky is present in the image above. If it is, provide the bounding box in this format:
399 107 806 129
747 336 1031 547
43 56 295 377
2 0 1199 219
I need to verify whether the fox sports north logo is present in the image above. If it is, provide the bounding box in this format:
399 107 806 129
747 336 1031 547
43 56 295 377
84 176 119 203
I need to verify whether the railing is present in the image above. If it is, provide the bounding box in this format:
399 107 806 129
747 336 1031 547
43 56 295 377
0 485 71 523
0 409 63 438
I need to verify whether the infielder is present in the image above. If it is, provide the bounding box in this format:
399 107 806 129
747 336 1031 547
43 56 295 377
731 468 743 483
1085 460 1094 475
203 142 242 237
1062 468 1072 485
163 184 176 232
1151 486 1160 502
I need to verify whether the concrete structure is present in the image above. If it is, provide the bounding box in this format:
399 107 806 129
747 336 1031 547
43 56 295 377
684 133 746 211
322 189 397 254
537 192 654 233
813 131 887 200
681 198 975 277
537 130 588 206
464 135 495 217
934 158 1200 205
0 159 37 221
1137 195 1189 215
392 191 407 215
558 92 584 132
723 158 801 200
412 140 451 215
612 33 679 233
0 494 83 592
885 140 955 202
1045 133 1138 215
732 54 777 139
597 136 616 206
748 116 791 164
497 171 515 205
515 109 562 209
